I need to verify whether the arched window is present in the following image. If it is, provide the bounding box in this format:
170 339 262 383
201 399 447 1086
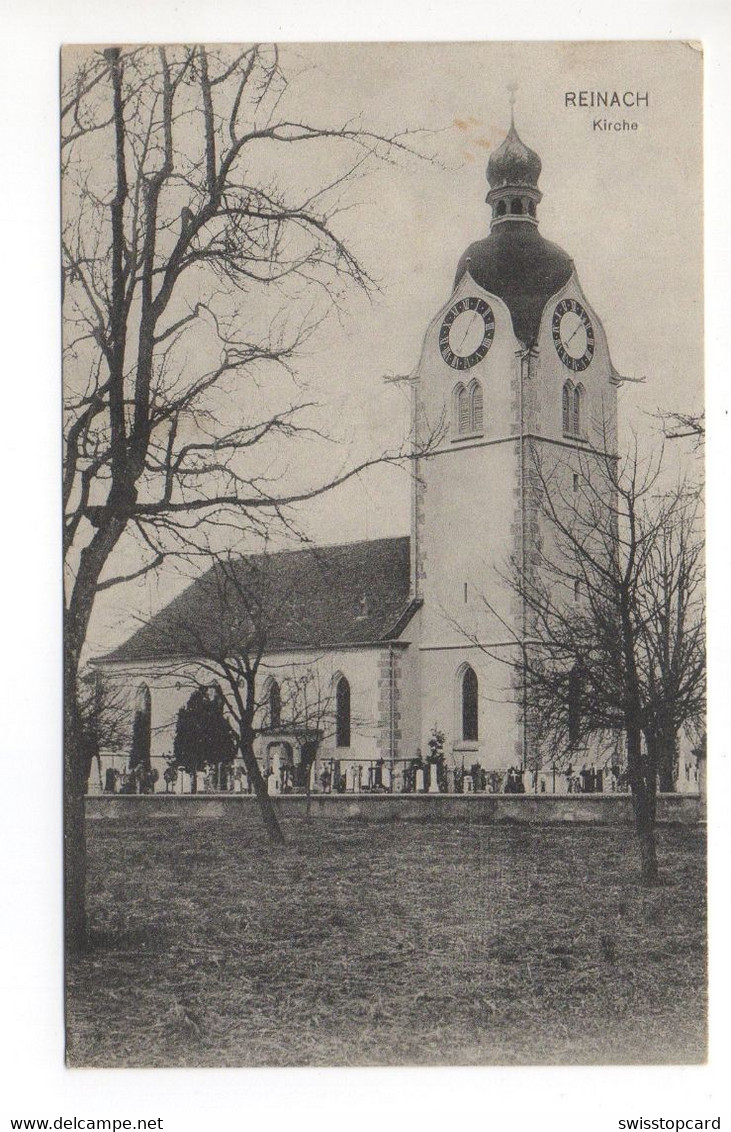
496 200 507 217
471 380 484 432
130 682 151 769
510 198 523 215
269 680 281 730
461 666 479 742
573 384 584 437
568 665 582 745
457 384 470 434
335 676 351 748
135 682 151 714
562 380 573 435
528 200 536 217
455 381 484 436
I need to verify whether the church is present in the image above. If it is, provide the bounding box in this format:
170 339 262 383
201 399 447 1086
93 111 690 797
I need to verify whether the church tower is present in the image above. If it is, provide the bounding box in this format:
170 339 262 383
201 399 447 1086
411 102 619 773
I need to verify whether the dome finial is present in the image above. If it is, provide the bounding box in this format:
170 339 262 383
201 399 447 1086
486 112 541 192
507 81 518 129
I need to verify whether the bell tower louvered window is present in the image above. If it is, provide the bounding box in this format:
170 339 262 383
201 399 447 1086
562 380 572 434
471 382 483 432
454 380 484 436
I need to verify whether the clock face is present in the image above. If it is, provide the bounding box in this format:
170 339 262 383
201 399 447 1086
439 297 495 369
552 298 595 371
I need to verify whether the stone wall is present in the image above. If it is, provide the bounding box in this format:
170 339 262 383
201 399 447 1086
86 791 704 825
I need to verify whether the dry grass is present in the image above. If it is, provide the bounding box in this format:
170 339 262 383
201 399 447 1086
66 814 706 1067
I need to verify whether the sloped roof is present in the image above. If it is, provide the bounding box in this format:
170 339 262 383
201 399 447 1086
97 536 416 664
454 222 573 347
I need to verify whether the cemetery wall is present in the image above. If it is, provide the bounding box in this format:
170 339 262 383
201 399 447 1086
86 791 704 825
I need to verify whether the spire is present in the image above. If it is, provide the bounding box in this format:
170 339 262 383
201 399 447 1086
485 93 543 228
507 81 518 129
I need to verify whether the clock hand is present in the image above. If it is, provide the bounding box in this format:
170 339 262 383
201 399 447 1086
454 312 479 352
565 321 585 347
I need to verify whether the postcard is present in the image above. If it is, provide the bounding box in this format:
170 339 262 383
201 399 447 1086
61 41 705 1068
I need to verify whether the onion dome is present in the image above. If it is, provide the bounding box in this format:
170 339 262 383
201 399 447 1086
486 122 542 190
485 116 543 228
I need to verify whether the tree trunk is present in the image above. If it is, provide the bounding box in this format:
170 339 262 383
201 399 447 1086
627 726 659 884
65 513 130 952
655 726 678 793
64 788 87 953
632 786 659 884
239 727 285 845
64 656 88 955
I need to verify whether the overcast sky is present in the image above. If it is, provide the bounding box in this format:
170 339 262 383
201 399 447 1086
82 41 703 655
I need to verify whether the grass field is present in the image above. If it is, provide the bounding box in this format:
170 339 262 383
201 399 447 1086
66 815 706 1067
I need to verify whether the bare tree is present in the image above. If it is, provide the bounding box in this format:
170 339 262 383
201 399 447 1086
654 409 705 448
146 549 357 840
460 439 705 883
62 44 437 949
280 668 342 818
636 490 705 791
157 551 292 844
76 667 133 791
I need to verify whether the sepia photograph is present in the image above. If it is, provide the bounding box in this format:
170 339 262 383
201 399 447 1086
59 40 707 1070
